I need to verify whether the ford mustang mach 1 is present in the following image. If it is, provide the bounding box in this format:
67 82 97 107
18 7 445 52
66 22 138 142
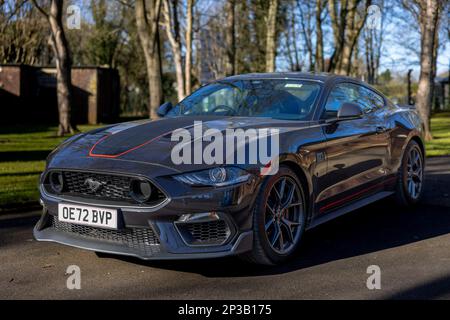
34 73 425 265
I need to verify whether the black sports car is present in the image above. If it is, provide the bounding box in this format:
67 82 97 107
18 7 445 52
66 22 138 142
34 72 425 265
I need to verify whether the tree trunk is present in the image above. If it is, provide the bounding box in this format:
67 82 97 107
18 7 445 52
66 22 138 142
135 0 163 119
290 8 301 71
32 0 75 136
328 0 371 75
148 44 163 120
185 0 194 95
296 0 314 71
224 0 236 76
163 0 185 101
416 0 441 141
315 0 325 72
336 0 370 75
431 9 440 112
327 0 345 73
265 0 278 72
364 30 375 84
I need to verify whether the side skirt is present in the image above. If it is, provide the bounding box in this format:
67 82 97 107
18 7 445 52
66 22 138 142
306 191 394 230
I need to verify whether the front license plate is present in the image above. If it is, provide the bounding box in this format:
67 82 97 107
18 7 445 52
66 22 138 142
58 203 118 229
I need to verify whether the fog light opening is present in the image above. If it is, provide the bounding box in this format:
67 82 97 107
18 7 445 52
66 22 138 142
130 179 152 203
49 171 64 193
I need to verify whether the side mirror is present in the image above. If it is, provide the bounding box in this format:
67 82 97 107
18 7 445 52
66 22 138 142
157 102 172 117
337 102 363 120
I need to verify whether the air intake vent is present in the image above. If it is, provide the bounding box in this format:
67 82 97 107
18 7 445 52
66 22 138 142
176 220 231 246
50 216 160 256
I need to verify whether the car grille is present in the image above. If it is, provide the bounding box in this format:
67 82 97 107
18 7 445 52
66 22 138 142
64 171 132 200
50 216 160 256
176 220 231 246
44 170 166 205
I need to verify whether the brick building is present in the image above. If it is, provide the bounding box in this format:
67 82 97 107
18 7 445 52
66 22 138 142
0 64 120 124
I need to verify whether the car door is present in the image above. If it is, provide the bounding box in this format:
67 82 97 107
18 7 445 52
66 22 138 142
316 82 390 215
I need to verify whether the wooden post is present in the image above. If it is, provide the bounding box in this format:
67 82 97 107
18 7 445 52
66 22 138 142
407 69 413 105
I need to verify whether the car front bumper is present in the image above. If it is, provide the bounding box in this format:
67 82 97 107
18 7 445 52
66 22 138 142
34 176 258 260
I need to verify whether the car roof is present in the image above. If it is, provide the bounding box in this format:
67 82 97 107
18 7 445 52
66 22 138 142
223 72 362 85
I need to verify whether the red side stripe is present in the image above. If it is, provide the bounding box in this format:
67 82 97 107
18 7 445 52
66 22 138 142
319 176 397 213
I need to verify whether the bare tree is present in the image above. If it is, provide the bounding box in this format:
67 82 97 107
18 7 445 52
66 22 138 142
404 0 444 140
362 1 387 84
265 0 278 72
283 18 301 71
162 0 184 100
315 0 327 72
185 0 194 95
32 0 75 136
224 0 236 76
297 0 314 71
328 0 371 75
135 0 163 119
0 1 48 65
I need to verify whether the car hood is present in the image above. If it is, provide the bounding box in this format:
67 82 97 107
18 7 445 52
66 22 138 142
48 116 313 171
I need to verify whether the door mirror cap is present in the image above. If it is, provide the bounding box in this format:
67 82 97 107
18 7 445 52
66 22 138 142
337 102 363 120
157 102 173 117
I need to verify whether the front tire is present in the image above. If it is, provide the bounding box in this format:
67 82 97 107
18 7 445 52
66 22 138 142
241 166 306 265
395 140 424 206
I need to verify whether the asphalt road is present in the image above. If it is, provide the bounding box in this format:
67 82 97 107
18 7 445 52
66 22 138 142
1 157 449 300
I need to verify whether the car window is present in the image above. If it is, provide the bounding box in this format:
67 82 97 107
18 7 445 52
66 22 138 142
322 83 384 119
323 83 359 119
358 86 385 113
168 80 321 120
180 85 241 115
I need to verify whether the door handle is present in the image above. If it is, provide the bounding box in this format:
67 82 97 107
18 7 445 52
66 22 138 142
376 126 387 134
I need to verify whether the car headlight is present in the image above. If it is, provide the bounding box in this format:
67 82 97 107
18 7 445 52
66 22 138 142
173 167 251 187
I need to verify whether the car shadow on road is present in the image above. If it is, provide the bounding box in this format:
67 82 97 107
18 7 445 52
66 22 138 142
111 199 450 280
386 273 450 299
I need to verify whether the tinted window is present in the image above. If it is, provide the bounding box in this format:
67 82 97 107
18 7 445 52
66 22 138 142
323 83 358 119
358 86 384 112
322 83 384 119
168 79 321 120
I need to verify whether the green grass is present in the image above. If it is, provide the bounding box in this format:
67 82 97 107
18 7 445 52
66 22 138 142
0 125 102 210
426 112 450 157
0 113 449 211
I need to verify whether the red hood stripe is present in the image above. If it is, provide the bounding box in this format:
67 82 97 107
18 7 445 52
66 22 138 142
89 131 173 158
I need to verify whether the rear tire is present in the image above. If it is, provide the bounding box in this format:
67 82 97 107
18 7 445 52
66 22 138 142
240 166 306 265
395 140 424 207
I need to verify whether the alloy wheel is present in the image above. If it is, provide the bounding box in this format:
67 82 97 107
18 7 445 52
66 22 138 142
264 176 304 255
406 147 423 200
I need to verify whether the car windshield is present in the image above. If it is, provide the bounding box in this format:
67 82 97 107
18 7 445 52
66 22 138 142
167 79 321 120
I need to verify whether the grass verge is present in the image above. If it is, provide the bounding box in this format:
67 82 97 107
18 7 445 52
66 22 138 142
0 113 449 212
425 112 450 157
0 125 101 211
